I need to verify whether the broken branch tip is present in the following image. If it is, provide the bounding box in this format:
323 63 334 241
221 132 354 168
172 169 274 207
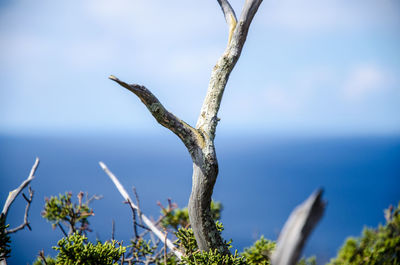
108 75 118 81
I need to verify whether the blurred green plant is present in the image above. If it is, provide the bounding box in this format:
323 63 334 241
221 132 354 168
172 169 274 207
242 236 276 265
35 191 400 265
297 256 317 265
41 191 99 235
160 200 222 231
130 237 157 261
175 221 246 265
33 232 125 265
328 203 400 265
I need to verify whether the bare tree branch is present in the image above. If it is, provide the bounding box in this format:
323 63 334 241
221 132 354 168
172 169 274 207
163 231 168 265
6 187 34 234
132 186 143 226
2 158 39 218
187 0 263 254
109 0 263 255
217 0 237 44
57 223 68 238
99 161 183 260
237 0 263 37
38 250 48 265
109 75 204 156
271 189 326 265
1 159 39 265
195 0 263 139
111 219 115 241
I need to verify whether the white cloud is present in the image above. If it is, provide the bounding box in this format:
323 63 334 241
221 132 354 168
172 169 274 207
342 64 389 100
260 0 400 33
221 67 335 123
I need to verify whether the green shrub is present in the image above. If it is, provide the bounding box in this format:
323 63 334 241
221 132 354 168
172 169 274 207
42 192 95 235
329 203 400 265
59 233 124 265
242 236 276 265
161 201 222 230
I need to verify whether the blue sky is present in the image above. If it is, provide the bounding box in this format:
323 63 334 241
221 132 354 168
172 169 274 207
1 0 399 136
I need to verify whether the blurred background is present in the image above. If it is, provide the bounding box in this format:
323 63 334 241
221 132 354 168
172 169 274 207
1 0 399 264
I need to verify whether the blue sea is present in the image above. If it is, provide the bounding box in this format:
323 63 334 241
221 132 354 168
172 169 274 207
1 133 399 264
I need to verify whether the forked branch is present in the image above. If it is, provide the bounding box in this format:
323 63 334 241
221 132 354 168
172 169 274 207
271 189 326 265
6 187 34 234
109 0 264 255
2 158 39 218
1 158 39 265
196 0 263 139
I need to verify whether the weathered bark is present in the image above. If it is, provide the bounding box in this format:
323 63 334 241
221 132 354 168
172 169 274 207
189 0 263 254
110 0 263 255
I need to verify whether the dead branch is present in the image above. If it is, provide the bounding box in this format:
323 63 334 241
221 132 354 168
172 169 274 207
109 0 263 254
38 250 48 265
111 219 115 241
108 75 203 157
99 161 183 260
2 158 39 218
6 187 34 234
1 158 39 265
271 189 326 265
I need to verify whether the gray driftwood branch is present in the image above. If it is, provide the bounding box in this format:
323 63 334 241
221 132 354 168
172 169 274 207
1 157 39 218
6 187 34 234
110 0 263 254
271 189 326 265
98 162 183 260
1 158 39 265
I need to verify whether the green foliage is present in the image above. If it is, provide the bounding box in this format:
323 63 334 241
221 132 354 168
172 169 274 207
0 215 11 260
36 191 400 265
161 206 190 230
297 256 317 265
53 232 125 265
175 221 246 265
176 226 198 255
181 249 247 265
242 236 276 265
42 192 95 234
130 238 157 261
161 201 222 230
329 203 400 265
32 255 57 265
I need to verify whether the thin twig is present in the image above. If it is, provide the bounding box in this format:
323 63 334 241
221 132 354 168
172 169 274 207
57 223 68 237
128 201 139 240
39 250 48 265
87 193 103 204
132 186 143 226
111 219 115 241
6 187 34 234
121 248 125 264
99 162 183 260
164 231 168 265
